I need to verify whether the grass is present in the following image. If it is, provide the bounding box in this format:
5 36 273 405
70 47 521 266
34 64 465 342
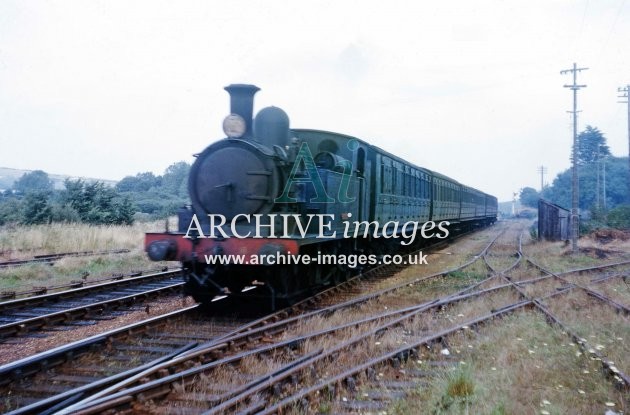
545 289 630 377
0 221 175 293
375 225 500 292
525 234 630 273
381 225 630 414
431 366 475 414
78 220 630 414
589 278 630 307
0 221 167 256
445 267 488 283
153 281 522 414
397 311 626 414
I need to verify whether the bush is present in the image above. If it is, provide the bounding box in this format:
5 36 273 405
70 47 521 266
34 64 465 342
607 205 630 229
21 191 52 225
0 198 22 225
579 219 601 235
133 212 153 222
49 203 81 223
63 179 134 225
1 162 191 227
128 191 187 219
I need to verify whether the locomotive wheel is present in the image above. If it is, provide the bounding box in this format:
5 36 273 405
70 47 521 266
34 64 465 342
269 264 305 300
330 242 349 285
226 282 247 295
303 261 322 292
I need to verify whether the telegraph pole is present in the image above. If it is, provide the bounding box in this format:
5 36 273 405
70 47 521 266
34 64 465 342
618 85 630 203
602 154 607 210
561 63 588 254
537 166 547 192
596 145 601 208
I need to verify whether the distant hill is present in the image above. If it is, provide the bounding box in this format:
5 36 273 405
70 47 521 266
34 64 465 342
0 167 118 192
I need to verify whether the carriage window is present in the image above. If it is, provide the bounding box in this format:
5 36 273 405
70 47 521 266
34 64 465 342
403 173 408 196
356 148 365 175
425 176 429 199
402 173 406 196
400 171 407 196
380 164 386 193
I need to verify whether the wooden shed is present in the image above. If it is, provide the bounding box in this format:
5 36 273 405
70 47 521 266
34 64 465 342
538 199 571 241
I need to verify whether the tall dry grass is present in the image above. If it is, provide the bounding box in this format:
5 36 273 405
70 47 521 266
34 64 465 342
0 221 171 257
0 220 174 292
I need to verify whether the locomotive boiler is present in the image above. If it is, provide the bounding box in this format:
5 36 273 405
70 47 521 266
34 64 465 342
145 84 497 305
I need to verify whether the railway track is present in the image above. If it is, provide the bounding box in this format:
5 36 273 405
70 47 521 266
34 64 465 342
0 225 501 414
249 239 629 413
48 229 528 413
0 303 260 415
0 249 130 269
0 267 175 301
239 226 629 414
8 221 627 414
0 269 183 340
18 226 505 414
516 248 630 391
138 223 627 414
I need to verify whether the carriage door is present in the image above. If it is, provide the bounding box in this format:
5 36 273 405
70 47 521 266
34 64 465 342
356 147 366 221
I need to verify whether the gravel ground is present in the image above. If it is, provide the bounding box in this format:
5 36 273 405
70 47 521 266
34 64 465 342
370 223 503 291
0 294 191 365
0 223 505 367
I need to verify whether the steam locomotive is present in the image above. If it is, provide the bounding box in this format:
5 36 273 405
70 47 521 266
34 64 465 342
145 84 497 305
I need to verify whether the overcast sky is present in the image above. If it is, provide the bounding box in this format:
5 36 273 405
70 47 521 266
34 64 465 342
1 1 629 201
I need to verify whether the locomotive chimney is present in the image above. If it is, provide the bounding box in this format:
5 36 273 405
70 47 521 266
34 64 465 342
224 84 260 138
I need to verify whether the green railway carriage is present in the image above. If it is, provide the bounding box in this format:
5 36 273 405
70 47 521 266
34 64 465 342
290 129 496 231
146 84 497 305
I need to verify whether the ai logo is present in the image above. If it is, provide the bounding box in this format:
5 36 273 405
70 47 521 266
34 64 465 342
274 141 357 204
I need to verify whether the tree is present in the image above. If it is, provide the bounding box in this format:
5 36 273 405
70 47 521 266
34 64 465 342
599 156 630 207
607 205 630 229
161 162 190 197
0 198 22 225
21 191 52 224
13 170 53 194
519 187 539 208
541 156 629 210
49 202 81 223
116 172 161 193
64 179 91 219
576 126 610 165
62 179 134 225
115 161 190 219
114 196 135 225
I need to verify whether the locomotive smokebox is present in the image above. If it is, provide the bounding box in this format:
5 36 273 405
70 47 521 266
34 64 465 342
224 84 260 138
